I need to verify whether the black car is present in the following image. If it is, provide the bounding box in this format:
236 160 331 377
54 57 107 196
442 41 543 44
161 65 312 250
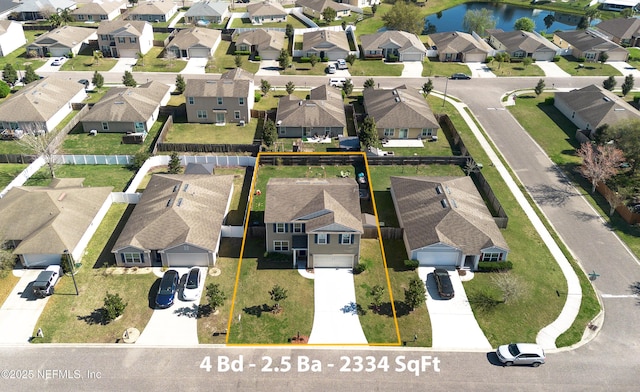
155 270 179 308
433 268 454 299
450 73 471 80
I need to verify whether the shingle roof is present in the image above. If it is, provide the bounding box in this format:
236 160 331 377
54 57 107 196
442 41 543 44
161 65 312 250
0 20 17 33
0 178 113 255
554 84 640 129
360 30 427 54
184 1 230 18
113 174 234 252
82 81 170 123
219 67 255 81
490 30 557 53
234 29 285 52
554 29 624 53
428 31 492 54
97 19 149 35
168 27 220 50
295 0 350 13
264 178 363 233
0 77 84 123
275 85 346 128
247 0 286 17
303 29 350 52
72 0 125 15
595 17 640 39
185 76 252 98
128 0 176 16
14 0 75 13
390 176 508 254
363 85 438 129
31 25 96 48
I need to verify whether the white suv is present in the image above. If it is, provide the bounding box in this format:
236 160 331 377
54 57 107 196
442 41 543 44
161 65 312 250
32 265 62 298
329 77 346 88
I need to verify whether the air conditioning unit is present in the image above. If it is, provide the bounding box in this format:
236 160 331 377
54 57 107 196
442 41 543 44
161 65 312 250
239 120 245 126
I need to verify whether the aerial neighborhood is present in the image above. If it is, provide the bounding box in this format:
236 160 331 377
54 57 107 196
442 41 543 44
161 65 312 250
0 0 639 369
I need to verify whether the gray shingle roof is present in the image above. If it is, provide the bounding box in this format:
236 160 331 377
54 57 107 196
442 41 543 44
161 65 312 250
264 178 363 233
72 0 125 15
275 84 346 128
219 67 255 81
490 30 557 53
168 27 220 50
360 30 427 54
295 0 350 13
363 85 438 129
554 29 623 53
15 0 75 13
303 29 350 52
390 176 508 254
0 178 113 255
113 174 234 252
247 0 286 17
185 76 252 99
97 19 148 35
428 31 492 54
184 1 230 18
31 25 96 49
595 17 640 40
234 28 285 52
128 0 176 16
82 81 169 123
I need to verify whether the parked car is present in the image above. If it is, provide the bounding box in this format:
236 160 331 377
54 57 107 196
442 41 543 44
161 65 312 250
32 265 62 298
51 58 65 66
336 59 348 69
182 267 203 301
432 268 454 299
450 73 471 80
326 64 337 74
329 77 347 88
496 343 546 367
155 269 179 309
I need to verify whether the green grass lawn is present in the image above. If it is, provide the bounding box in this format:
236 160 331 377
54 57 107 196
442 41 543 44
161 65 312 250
167 121 259 144
60 45 118 72
0 163 27 189
230 16 306 29
25 165 135 191
132 47 187 73
488 61 546 77
628 47 640 69
0 273 19 310
422 60 470 77
555 56 621 76
33 204 156 343
207 41 260 74
353 4 391 37
349 60 403 77
281 60 329 76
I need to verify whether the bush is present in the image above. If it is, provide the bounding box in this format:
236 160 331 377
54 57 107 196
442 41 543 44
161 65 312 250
404 259 419 270
254 55 261 61
485 56 494 64
544 96 554 105
299 57 311 63
633 95 640 103
131 151 150 171
353 263 366 274
254 92 261 102
477 261 513 272
0 81 10 98
234 50 250 55
321 57 329 62
103 292 127 323
388 54 398 62
264 252 290 262
577 57 586 63
553 55 561 62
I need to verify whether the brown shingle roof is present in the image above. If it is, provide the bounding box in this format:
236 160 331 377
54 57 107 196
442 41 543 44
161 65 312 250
295 0 350 13
363 85 438 129
247 0 286 17
595 17 640 40
275 85 346 128
428 31 492 54
185 77 252 98
234 28 285 52
97 19 148 35
490 30 557 53
168 27 220 50
219 67 255 81
303 29 350 52
360 30 427 54
31 25 96 48
554 29 624 53
128 0 176 16
82 81 170 123
113 174 234 252
72 0 125 16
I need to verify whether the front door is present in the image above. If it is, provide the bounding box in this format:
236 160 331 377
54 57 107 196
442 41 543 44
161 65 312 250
399 129 408 139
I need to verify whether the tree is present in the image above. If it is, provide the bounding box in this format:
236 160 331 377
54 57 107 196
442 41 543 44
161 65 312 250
18 125 58 178
422 79 433 95
585 8 600 25
22 65 40 85
48 13 62 28
621 8 634 18
514 17 535 32
605 188 627 216
285 24 294 42
577 16 589 30
322 7 337 23
534 78 545 96
522 57 533 69
168 152 181 174
603 75 616 91
622 74 634 96
381 1 424 36
136 52 145 67
601 119 640 173
2 64 18 86
342 78 353 96
285 80 295 94
576 142 625 193
164 50 177 67
260 79 271 96
103 292 128 323
278 48 291 69
0 241 16 278
234 54 243 68
309 54 319 67
122 70 137 87
93 50 104 65
363 78 375 89
370 285 384 312
59 7 73 25
404 277 426 311
346 53 356 66
128 0 139 6
491 273 523 304
131 151 150 170
464 158 480 176
543 14 555 30
463 9 496 36
371 4 377 15
494 51 510 69
359 116 378 148
262 119 277 147
0 81 9 98
175 74 185 94
205 283 226 311
92 71 104 90
599 52 609 68
269 284 288 311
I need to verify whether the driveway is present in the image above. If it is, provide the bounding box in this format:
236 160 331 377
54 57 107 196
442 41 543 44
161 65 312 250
135 267 206 346
256 60 281 76
418 267 492 351
180 58 208 74
535 61 571 77
36 57 66 73
607 61 640 78
108 58 136 74
401 61 423 78
0 269 52 344
307 268 367 344
464 62 496 78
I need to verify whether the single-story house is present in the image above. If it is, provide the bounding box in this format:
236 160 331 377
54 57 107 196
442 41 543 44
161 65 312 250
390 176 509 270
363 85 439 140
126 0 178 22
598 0 639 12
335 0 379 6
112 174 234 267
81 81 170 134
0 77 86 133
247 1 287 24
185 68 255 124
554 84 640 135
302 29 350 61
166 27 221 59
296 0 351 20
487 29 559 61
0 178 113 268
426 31 492 63
26 25 97 57
234 28 285 60
184 1 230 25
360 30 428 62
554 29 629 62
264 177 363 269
595 17 640 46
97 20 154 58
0 21 26 57
275 84 346 138
72 0 126 22
12 0 76 21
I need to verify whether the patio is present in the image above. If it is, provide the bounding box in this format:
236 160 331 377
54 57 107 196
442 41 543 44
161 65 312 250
383 139 425 148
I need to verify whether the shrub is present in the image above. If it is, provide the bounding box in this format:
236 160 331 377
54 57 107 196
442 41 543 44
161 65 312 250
103 292 127 323
264 252 290 262
477 261 513 272
234 50 250 55
577 57 586 63
404 259 419 270
254 92 261 102
254 55 261 61
553 55 561 62
321 57 329 62
0 81 10 98
388 54 398 62
485 56 494 64
634 95 640 103
544 96 554 105
353 263 366 274
299 57 311 63
131 151 150 170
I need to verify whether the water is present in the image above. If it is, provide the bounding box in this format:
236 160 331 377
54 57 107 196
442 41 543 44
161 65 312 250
424 3 596 34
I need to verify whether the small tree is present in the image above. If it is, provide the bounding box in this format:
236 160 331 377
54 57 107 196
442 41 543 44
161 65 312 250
346 53 356 66
103 292 127 323
522 57 533 69
205 283 226 311
278 48 291 69
622 74 634 96
370 285 384 312
269 284 288 311
175 74 185 94
260 79 271 96
342 78 353 96
514 17 535 32
322 7 337 23
543 14 555 30
136 52 145 67
22 65 40 85
285 81 295 95
359 116 378 148
422 79 433 95
2 64 18 86
131 151 150 170
404 278 426 311
164 50 177 67
285 24 294 41
463 158 479 176
576 142 625 193
534 78 545 96
0 81 10 98
18 127 58 178
123 70 137 87
491 273 523 304
363 78 375 89
309 54 319 67
603 75 616 91
0 241 16 278
371 4 377 15
168 152 181 174
92 71 104 90
599 52 609 68
234 54 243 68
93 50 104 65
262 119 277 147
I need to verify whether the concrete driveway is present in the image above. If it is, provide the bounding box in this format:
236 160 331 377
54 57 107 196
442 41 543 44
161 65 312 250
136 267 206 346
535 61 571 77
307 268 367 344
465 62 496 78
401 61 423 78
36 57 66 73
180 58 208 74
108 58 136 74
256 60 281 76
418 267 492 351
607 61 640 78
0 269 52 344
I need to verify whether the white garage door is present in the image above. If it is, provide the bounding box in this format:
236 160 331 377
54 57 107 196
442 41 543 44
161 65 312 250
313 254 354 268
119 49 138 59
23 254 61 268
165 252 209 267
189 48 211 58
416 250 458 267
401 53 423 62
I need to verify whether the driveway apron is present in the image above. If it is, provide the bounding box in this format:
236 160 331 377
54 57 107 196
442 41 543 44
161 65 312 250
0 270 51 344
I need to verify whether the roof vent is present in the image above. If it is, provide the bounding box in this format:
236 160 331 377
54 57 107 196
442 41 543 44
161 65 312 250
451 199 458 208
114 101 124 104
603 96 611 102
436 185 443 194
57 192 66 201
166 198 173 207
183 184 189 192
392 90 397 95
440 199 449 208
177 198 183 207
614 108 626 111
445 186 451 194
172 185 178 192
394 97 400 102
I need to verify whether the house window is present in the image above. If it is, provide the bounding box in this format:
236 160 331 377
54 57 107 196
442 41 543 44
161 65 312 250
187 97 194 105
239 97 245 105
234 111 240 120
100 34 108 40
122 252 143 263
293 223 304 233
275 223 286 233
78 15 84 20
339 234 352 245
135 122 145 132
130 37 137 44
513 51 525 58
421 129 432 137
100 15 107 20
585 52 597 60
197 110 207 119
217 97 223 105
279 126 286 135
384 128 394 137
102 122 109 131
481 252 503 262
215 113 225 124
274 240 289 251
118 37 125 43
87 15 93 21
316 233 327 244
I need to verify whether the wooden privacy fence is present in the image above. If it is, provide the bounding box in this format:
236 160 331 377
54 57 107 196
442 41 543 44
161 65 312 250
596 182 640 224
156 143 260 154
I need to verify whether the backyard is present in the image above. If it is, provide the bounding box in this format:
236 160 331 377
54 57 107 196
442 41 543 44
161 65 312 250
0 163 27 189
24 164 136 192
167 121 259 144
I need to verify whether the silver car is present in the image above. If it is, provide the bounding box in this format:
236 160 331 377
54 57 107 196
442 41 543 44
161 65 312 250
496 343 546 367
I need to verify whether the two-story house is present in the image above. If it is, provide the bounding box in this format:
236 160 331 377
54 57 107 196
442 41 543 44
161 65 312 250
97 20 153 58
264 177 364 269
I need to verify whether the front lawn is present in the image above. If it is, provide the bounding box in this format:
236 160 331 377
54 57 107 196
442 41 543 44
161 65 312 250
0 274 19 310
167 121 259 144
0 163 27 189
488 61 546 77
24 165 135 191
60 45 118 72
281 60 330 76
554 56 621 76
131 47 187 73
207 41 260 74
349 60 403 76
422 60 470 77
0 29 47 70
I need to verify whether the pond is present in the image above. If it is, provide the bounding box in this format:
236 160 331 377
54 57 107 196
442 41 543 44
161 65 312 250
424 3 597 34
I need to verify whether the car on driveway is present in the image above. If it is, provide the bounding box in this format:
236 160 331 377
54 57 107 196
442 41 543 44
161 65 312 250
336 59 348 69
32 265 61 298
450 73 471 80
51 58 65 66
182 267 203 301
326 64 336 74
155 270 179 309
433 268 454 299
496 343 546 367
